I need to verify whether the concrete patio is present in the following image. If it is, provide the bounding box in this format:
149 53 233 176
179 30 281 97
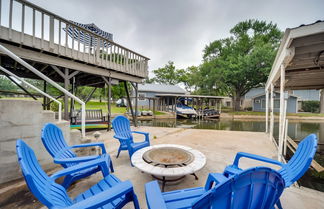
2 127 324 209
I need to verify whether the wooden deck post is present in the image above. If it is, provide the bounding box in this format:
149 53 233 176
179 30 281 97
135 83 138 126
70 77 75 114
43 80 47 110
153 99 156 116
270 83 274 142
124 81 136 126
278 64 286 161
108 77 112 131
64 68 70 120
265 89 269 133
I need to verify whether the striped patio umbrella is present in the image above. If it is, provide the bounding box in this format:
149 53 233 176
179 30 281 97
64 21 113 47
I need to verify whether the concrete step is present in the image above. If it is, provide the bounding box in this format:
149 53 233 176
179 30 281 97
41 110 56 123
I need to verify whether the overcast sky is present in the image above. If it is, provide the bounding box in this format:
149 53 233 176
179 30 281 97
28 0 323 76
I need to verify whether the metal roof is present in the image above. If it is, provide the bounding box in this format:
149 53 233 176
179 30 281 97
155 94 225 100
138 84 187 94
266 20 324 90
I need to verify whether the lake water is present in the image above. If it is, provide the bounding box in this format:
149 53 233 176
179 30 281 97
138 118 324 191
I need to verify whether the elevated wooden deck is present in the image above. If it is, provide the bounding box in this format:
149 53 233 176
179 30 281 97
0 0 149 84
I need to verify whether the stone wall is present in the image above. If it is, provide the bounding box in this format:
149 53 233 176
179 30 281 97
0 99 73 184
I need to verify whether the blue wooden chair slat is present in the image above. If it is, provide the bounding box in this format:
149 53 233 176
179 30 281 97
16 140 140 209
112 116 150 161
41 123 114 188
145 167 285 209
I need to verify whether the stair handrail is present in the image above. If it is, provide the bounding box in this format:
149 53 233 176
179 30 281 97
0 45 86 137
0 66 62 121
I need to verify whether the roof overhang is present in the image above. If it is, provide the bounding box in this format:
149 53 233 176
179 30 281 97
155 94 226 100
266 21 324 90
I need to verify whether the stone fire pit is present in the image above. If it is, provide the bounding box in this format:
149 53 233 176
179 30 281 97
131 144 206 191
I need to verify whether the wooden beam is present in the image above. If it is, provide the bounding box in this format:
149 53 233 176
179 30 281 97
68 70 79 79
51 65 65 78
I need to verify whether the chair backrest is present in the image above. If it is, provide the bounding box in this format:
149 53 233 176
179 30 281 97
16 140 72 208
281 134 318 186
41 123 77 167
112 116 133 143
193 167 285 209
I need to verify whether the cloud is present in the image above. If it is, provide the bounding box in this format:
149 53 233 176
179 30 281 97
28 0 324 76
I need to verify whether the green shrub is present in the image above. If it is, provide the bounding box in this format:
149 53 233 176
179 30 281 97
302 101 320 113
245 107 253 111
50 102 59 112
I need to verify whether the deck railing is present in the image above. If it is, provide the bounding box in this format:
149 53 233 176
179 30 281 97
0 0 149 78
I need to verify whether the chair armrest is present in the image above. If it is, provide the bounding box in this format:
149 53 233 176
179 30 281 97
54 155 100 164
132 131 150 143
70 142 107 154
50 157 109 180
233 152 284 168
204 173 228 190
145 181 168 209
66 181 134 209
114 135 132 147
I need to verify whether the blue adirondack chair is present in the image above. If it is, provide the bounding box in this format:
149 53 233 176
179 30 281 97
222 134 317 209
41 123 114 188
16 140 140 209
145 167 285 209
112 115 150 159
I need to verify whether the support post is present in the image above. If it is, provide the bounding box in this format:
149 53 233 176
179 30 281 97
265 89 269 133
64 68 70 120
43 80 47 110
153 99 156 116
124 81 136 126
135 83 138 126
70 77 75 114
108 77 112 131
270 83 274 142
278 64 285 161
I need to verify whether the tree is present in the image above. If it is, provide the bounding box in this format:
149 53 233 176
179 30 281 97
0 75 19 91
151 61 180 85
201 19 282 110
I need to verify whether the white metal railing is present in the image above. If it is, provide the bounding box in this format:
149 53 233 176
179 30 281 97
0 44 86 137
0 0 149 78
0 66 62 121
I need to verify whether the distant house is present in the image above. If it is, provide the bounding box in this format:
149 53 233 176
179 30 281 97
244 88 320 111
136 84 187 108
242 88 265 109
252 92 298 113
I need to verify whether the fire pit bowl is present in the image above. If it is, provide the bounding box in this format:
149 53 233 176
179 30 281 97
143 147 194 166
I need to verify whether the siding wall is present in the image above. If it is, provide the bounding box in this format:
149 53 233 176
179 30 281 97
253 93 298 113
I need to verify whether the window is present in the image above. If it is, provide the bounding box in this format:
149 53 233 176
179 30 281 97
255 99 261 104
261 99 266 109
226 101 231 107
138 93 146 100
